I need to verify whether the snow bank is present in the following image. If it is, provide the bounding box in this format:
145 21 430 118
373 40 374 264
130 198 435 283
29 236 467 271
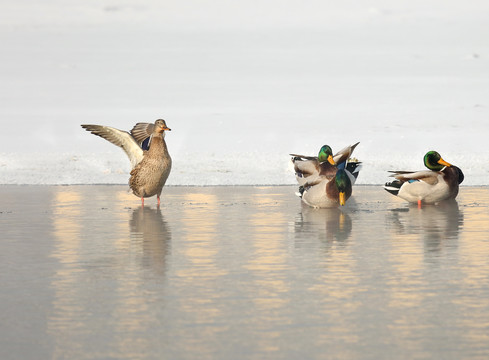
1 1 488 186
0 148 487 186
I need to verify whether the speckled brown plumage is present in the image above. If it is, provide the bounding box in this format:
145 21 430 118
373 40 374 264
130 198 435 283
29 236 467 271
129 132 172 201
81 119 172 205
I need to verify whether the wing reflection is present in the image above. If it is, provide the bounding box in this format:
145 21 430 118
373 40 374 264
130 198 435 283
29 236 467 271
295 204 353 243
388 200 463 252
129 206 171 275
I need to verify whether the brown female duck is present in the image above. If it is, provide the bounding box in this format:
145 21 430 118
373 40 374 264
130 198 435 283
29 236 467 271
81 119 172 206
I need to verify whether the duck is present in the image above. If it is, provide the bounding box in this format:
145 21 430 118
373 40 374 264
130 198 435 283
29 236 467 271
300 164 353 208
81 119 172 206
290 142 361 186
384 151 464 206
293 144 353 208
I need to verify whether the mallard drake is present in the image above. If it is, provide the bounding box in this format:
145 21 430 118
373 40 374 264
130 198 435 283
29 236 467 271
384 151 464 206
290 142 361 186
81 119 172 206
300 165 353 208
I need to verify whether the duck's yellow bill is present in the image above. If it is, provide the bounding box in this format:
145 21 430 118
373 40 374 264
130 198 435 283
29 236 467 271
328 155 335 166
438 158 451 167
339 191 346 206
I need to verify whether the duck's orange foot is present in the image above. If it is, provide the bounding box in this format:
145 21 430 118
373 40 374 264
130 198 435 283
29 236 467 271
417 199 422 208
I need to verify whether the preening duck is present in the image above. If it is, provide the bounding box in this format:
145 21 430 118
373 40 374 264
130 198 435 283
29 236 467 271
81 119 172 206
384 151 464 206
290 142 361 186
292 144 354 208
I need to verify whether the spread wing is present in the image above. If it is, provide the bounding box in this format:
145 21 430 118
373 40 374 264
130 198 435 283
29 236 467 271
333 142 359 165
291 142 359 165
131 123 155 144
81 124 144 168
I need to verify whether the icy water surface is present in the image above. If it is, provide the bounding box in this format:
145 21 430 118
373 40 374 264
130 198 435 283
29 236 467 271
1 185 489 359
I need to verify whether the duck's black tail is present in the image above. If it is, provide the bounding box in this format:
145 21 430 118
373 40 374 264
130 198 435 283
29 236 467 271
346 161 362 181
383 180 402 196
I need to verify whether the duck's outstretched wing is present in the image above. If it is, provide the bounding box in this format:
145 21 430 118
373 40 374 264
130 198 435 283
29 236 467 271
81 124 144 168
333 142 360 165
291 142 361 185
291 142 360 165
131 123 155 144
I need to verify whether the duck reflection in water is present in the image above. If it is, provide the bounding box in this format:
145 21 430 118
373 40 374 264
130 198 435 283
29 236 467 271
130 206 171 275
388 199 463 253
295 203 353 243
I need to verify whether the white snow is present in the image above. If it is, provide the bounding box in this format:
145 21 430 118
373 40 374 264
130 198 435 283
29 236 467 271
1 1 488 185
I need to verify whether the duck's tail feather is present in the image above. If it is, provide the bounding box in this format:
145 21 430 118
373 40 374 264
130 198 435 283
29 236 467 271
295 185 305 198
346 161 362 180
383 180 402 196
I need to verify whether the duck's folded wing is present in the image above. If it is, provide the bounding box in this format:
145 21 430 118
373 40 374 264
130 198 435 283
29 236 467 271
303 174 329 190
289 154 318 161
131 123 155 144
388 170 415 175
292 158 320 178
392 170 439 185
81 125 144 168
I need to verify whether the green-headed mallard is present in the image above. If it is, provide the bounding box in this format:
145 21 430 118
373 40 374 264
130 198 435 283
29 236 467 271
290 142 361 186
81 119 172 206
384 151 464 206
300 166 353 208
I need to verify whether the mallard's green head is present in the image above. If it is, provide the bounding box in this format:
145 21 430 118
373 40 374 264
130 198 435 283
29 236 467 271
335 169 351 206
424 151 452 171
318 145 335 165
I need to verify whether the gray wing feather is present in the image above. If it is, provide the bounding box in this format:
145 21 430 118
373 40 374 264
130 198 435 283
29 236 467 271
289 154 318 161
392 170 440 185
333 142 359 164
131 123 155 144
81 124 144 168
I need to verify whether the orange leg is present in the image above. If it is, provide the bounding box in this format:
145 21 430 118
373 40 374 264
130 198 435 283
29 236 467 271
157 195 161 206
417 199 422 208
141 197 144 206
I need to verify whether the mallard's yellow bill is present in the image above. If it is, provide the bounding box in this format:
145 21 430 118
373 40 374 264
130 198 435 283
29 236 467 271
339 192 346 206
438 158 451 167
